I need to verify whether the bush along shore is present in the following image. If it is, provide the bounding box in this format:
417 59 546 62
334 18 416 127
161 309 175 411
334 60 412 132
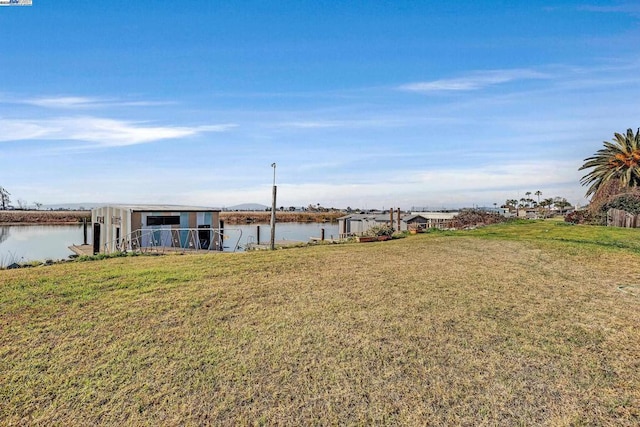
221 211 343 224
0 210 90 224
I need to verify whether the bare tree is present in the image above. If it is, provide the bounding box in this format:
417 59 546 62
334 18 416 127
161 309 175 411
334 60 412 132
0 186 11 210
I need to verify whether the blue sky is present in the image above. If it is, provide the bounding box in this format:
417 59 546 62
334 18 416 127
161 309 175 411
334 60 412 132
1 1 640 209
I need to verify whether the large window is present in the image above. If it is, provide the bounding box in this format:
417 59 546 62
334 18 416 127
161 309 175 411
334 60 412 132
146 215 181 226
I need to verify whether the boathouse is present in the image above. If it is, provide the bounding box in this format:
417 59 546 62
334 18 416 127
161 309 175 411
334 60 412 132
91 205 221 254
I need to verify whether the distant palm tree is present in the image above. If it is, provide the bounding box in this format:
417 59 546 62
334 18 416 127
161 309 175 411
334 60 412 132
580 128 640 198
535 190 542 205
504 199 518 213
540 197 554 217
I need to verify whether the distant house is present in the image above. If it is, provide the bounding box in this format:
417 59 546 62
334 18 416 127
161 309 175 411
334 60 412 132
337 210 461 237
91 205 221 254
477 207 511 216
517 208 540 219
404 211 459 230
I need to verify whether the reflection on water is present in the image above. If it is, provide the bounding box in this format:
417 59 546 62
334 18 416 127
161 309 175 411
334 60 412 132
0 225 86 267
0 226 9 246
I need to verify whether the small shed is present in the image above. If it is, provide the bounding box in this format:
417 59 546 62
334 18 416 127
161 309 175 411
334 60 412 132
338 213 396 238
91 204 221 254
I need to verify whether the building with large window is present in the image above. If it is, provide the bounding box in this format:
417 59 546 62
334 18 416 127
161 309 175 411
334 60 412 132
91 205 221 254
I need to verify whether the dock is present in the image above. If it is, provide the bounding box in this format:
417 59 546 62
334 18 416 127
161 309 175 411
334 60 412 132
309 237 340 243
246 239 306 250
69 244 93 256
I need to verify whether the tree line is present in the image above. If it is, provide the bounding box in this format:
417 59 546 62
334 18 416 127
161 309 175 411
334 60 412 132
503 192 572 213
0 186 42 211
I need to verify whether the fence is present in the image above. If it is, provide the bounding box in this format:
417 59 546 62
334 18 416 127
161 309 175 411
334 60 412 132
103 227 243 254
607 209 640 228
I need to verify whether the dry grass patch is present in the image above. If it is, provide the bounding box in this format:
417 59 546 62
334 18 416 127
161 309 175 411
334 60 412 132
1 226 639 425
0 210 89 224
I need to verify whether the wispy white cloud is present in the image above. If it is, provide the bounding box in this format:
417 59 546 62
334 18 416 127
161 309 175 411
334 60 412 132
273 118 404 129
20 96 174 109
409 161 580 192
0 116 236 147
22 96 99 109
399 69 550 93
578 4 640 15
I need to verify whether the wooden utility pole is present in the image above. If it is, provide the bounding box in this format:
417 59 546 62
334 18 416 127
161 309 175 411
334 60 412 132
270 163 277 250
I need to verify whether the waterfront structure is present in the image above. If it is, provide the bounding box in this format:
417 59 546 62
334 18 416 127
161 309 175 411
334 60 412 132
337 213 395 238
404 211 459 231
91 205 221 254
338 211 462 237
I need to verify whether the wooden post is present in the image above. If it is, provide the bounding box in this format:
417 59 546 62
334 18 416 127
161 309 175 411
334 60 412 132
256 225 260 245
83 218 88 245
219 220 224 251
397 208 401 231
389 209 393 227
270 187 277 250
321 228 325 241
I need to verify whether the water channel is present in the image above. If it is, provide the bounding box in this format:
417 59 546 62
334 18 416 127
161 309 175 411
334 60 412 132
0 223 339 267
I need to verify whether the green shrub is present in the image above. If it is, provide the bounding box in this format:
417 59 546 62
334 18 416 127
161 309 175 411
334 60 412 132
78 251 141 262
602 193 640 215
565 210 603 225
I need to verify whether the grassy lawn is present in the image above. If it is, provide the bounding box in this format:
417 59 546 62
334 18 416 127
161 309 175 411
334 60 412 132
1 220 639 425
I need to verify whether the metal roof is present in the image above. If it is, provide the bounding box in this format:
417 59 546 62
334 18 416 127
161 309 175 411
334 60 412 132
404 212 459 220
93 204 220 212
338 214 395 221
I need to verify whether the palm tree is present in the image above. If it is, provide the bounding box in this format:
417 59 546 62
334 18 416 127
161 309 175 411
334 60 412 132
535 190 542 205
542 197 554 217
580 128 640 198
554 197 572 213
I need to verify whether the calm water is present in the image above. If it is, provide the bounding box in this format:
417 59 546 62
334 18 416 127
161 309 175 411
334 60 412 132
0 223 339 266
223 222 339 251
0 225 87 267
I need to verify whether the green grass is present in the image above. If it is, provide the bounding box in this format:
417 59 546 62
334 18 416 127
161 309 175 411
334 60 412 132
1 220 639 425
459 218 640 251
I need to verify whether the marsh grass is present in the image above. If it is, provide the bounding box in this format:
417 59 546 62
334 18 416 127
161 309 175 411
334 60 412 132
0 210 89 224
1 221 639 425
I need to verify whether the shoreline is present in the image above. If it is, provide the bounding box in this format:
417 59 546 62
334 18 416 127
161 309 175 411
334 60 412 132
0 210 344 225
0 222 85 226
0 210 90 225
